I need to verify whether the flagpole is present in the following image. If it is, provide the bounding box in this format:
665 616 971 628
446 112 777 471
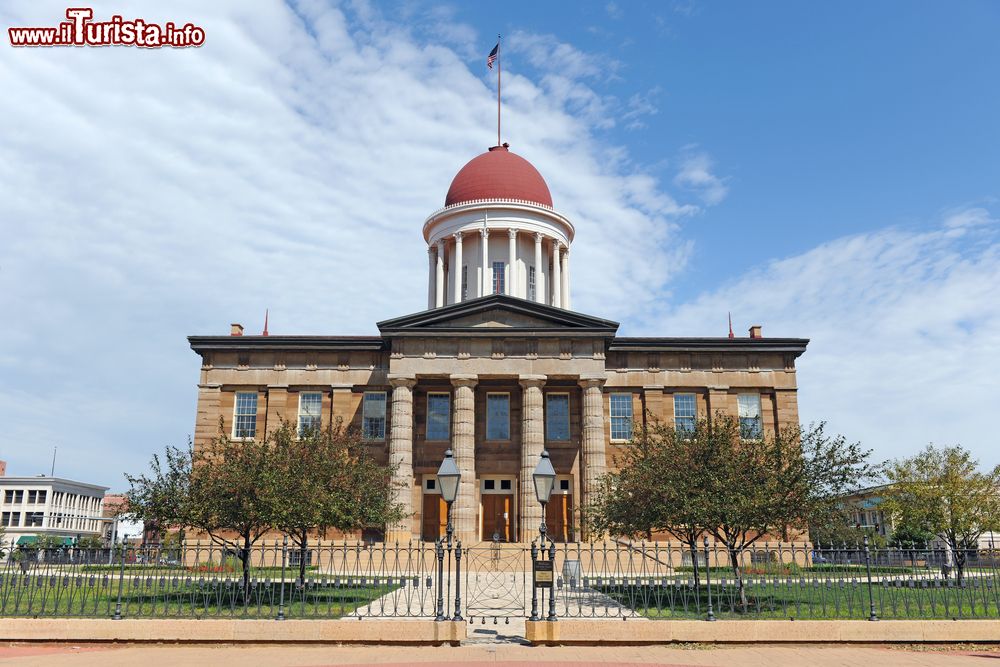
497 34 501 147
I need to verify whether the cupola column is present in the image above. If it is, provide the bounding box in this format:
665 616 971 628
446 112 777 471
435 239 446 308
453 232 464 304
427 246 435 309
480 228 490 296
561 246 571 310
533 233 544 304
551 240 562 308
507 229 517 296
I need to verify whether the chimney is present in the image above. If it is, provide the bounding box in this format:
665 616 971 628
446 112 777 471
0 460 6 477
748 325 763 339
230 323 244 336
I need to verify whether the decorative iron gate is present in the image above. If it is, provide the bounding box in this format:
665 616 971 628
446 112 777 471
463 538 528 622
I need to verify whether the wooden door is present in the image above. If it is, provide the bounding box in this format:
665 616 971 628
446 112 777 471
545 495 573 542
421 495 448 542
482 494 514 542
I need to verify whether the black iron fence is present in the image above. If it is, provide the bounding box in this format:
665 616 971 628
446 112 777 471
2 539 999 621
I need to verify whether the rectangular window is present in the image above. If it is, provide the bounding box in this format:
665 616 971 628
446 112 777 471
492 261 505 294
674 393 696 434
362 391 387 440
545 393 570 441
426 392 451 441
25 511 44 527
738 393 763 439
37 490 46 504
297 392 323 436
13 490 22 504
461 265 468 301
528 266 536 301
486 393 510 440
27 490 37 503
609 393 633 441
3 490 12 503
1 512 18 526
233 392 258 438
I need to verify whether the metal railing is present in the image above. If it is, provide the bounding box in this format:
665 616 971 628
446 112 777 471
0 539 438 619
550 540 1000 620
2 539 998 621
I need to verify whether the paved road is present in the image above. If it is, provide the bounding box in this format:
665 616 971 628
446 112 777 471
2 643 998 666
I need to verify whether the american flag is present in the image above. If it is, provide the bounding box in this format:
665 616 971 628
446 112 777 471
487 42 498 69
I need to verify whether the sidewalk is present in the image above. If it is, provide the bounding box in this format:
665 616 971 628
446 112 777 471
2 643 998 666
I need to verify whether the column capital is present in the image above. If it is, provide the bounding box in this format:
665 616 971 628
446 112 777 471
428 245 435 256
480 227 490 238
578 373 606 389
518 374 546 389
388 374 417 389
534 232 544 242
508 228 518 239
453 231 464 242
436 238 446 250
450 373 478 388
553 239 562 250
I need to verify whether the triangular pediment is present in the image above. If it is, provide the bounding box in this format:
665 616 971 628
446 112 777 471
377 294 619 336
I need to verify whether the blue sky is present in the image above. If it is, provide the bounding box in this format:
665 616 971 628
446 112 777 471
0 1 998 488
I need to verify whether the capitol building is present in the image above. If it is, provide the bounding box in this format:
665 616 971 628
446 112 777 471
188 143 808 544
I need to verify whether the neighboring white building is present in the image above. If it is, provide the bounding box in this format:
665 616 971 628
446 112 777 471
1 475 109 550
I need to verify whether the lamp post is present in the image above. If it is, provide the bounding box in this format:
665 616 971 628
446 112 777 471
532 449 557 622
435 449 461 622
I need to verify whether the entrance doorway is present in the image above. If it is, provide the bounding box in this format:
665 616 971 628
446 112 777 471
421 477 448 542
545 476 574 542
480 477 515 542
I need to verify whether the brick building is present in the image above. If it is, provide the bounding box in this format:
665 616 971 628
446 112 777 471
187 144 808 544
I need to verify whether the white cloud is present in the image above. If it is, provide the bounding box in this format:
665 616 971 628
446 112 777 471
673 150 729 206
645 209 1000 467
0 1 716 486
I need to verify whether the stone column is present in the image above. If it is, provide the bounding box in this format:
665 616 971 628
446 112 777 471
507 228 517 296
453 232 463 304
427 246 435 309
480 228 490 296
435 239 446 308
533 233 544 304
551 240 562 308
451 374 478 543
519 375 546 542
579 374 606 540
387 375 417 542
561 246 571 310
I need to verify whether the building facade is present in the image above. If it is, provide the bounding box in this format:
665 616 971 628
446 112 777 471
187 144 809 544
0 475 108 550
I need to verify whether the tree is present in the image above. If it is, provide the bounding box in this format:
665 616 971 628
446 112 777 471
703 418 877 609
125 426 285 597
586 419 714 587
588 415 877 611
882 445 1000 584
270 420 405 584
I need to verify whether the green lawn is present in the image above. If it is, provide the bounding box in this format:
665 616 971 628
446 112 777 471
0 576 405 619
594 580 1000 620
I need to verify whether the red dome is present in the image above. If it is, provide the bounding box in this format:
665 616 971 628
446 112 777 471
445 145 553 208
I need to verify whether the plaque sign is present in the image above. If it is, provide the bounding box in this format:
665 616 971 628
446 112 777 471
533 559 554 588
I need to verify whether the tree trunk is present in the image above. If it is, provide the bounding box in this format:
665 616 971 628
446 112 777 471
240 534 252 602
688 539 701 590
298 530 308 586
728 546 747 612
